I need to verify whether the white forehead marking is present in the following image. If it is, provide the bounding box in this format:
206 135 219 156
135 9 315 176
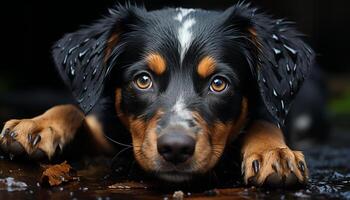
174 8 196 62
174 8 195 22
172 96 192 121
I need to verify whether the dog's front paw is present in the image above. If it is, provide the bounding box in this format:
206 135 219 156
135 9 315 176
1 119 60 160
242 147 308 188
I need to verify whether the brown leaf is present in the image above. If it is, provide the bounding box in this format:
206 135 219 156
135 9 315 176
40 161 77 187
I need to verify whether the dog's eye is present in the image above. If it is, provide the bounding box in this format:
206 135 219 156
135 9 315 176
134 73 152 90
210 76 228 93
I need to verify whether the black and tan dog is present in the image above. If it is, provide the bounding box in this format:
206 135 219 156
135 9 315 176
0 3 314 187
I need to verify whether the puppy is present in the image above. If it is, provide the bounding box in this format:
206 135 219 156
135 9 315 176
0 3 314 187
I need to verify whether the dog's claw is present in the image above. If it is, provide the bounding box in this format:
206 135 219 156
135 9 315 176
32 135 41 146
252 160 260 174
10 131 17 138
298 161 305 173
27 134 33 143
1 128 10 139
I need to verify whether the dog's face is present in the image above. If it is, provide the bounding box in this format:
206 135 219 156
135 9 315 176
52 4 313 182
112 8 250 182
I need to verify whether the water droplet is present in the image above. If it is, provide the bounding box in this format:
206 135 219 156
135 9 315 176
286 63 291 72
283 44 297 55
63 54 68 66
279 28 287 32
251 8 257 16
276 19 283 25
78 49 89 60
281 100 285 110
92 68 97 77
78 97 84 103
82 38 90 44
68 45 79 55
273 48 281 55
273 89 278 97
70 66 75 76
9 153 14 161
293 64 297 72
83 86 87 92
272 34 279 41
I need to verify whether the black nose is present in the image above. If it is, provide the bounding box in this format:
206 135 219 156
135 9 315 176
157 133 195 164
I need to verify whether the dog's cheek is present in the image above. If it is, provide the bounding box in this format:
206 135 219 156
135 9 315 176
191 113 212 173
129 112 162 172
192 98 248 173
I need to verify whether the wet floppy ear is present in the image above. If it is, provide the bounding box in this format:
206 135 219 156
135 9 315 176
223 3 314 126
52 5 144 113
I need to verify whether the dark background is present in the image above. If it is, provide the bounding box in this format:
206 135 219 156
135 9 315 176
1 0 350 120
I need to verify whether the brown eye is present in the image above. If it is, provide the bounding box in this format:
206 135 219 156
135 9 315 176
210 76 228 93
134 73 152 89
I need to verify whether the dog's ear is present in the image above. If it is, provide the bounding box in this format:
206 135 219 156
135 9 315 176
52 5 144 113
222 3 314 126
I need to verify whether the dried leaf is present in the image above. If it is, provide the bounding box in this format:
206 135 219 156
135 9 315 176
40 161 77 187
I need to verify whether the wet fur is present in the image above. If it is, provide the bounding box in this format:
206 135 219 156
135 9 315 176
1 3 313 187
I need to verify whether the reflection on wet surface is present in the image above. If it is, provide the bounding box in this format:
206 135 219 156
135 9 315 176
0 144 349 200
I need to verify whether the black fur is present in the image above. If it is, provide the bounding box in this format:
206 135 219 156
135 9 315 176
52 3 313 127
51 3 315 181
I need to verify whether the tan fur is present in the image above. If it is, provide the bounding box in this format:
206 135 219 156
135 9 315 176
146 53 166 75
197 56 216 78
241 121 309 185
192 98 248 173
1 105 85 159
130 115 160 171
119 97 248 174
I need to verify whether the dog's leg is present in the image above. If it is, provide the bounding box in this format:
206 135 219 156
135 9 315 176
241 120 308 187
0 105 111 160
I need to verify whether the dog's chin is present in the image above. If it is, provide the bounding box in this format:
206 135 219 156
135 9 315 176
157 172 193 183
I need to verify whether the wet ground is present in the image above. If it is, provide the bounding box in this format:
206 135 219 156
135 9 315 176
0 129 349 200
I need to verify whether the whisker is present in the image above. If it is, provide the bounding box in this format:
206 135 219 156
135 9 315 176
104 134 132 148
111 146 133 164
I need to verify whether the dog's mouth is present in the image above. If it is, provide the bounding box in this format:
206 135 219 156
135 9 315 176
157 171 193 182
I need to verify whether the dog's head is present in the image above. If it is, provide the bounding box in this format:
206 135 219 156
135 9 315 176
52 3 313 182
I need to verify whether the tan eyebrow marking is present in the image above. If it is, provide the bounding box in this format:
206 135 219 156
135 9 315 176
146 53 166 75
197 56 216 78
